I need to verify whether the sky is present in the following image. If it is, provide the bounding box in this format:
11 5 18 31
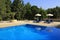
11 0 60 9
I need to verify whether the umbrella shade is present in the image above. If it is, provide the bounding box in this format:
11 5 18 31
35 14 41 16
46 14 53 16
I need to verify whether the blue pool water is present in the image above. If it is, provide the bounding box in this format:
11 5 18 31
0 24 60 40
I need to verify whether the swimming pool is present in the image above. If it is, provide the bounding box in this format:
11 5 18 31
0 24 60 40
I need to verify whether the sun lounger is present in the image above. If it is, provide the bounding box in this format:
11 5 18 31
44 19 53 23
33 19 41 23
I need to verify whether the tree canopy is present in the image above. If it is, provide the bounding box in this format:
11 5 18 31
0 0 60 21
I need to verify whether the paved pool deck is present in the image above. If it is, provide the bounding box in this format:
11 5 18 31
0 21 60 28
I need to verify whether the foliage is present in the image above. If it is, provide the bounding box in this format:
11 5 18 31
11 0 24 20
24 3 32 20
47 6 60 19
31 6 39 19
0 0 60 21
39 8 47 19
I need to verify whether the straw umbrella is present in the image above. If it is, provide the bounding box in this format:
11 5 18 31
46 14 53 19
35 14 41 21
46 14 53 22
46 14 53 17
35 13 41 16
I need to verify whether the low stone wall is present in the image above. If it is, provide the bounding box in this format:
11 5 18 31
52 19 60 22
44 19 60 22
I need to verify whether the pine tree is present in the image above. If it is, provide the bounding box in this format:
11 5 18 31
24 3 32 20
0 0 6 20
5 0 11 13
11 0 23 12
4 0 11 20
12 0 24 20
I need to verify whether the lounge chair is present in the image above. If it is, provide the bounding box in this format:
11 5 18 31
33 19 41 23
44 19 53 23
